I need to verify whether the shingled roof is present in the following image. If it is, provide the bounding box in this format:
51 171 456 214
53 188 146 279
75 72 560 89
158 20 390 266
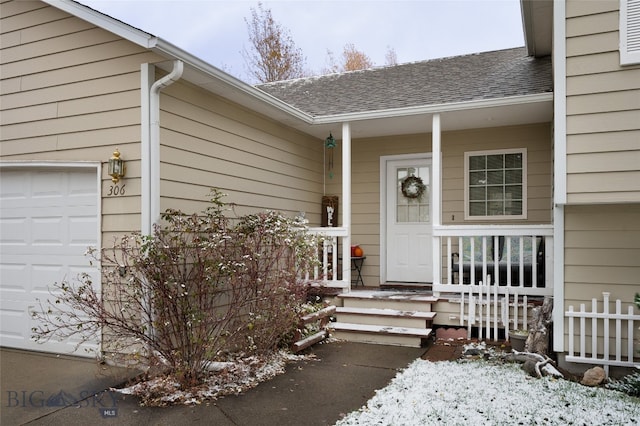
257 47 552 117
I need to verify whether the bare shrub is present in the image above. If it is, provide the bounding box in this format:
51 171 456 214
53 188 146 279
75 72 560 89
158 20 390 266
32 190 320 388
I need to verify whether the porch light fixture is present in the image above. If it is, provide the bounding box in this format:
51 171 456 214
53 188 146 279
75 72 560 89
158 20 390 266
325 133 336 149
108 148 126 183
325 133 336 179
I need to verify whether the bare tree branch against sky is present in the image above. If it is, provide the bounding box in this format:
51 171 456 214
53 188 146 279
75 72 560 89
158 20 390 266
80 0 525 82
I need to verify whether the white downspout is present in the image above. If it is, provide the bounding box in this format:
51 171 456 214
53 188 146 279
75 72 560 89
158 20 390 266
141 64 153 236
341 122 352 292
552 0 567 353
140 60 183 348
147 60 183 230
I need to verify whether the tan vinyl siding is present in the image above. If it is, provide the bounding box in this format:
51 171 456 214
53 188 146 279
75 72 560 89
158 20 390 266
156 79 323 222
565 0 640 203
0 1 162 241
328 124 551 286
563 204 640 353
442 123 552 225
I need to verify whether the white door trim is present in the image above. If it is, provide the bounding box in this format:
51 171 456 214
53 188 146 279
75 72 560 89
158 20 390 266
379 153 432 284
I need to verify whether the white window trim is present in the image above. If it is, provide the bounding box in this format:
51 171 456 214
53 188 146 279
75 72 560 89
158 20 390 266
464 148 528 221
620 0 640 65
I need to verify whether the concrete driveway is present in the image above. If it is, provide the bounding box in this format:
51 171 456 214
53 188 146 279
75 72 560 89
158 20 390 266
0 348 137 425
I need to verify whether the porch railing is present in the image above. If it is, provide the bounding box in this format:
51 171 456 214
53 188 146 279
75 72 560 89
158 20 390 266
433 225 554 297
566 292 640 375
305 227 350 290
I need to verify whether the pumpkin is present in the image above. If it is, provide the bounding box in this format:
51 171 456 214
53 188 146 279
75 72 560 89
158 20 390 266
354 246 364 257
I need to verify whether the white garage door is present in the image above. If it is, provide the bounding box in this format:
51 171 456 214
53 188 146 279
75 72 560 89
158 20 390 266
0 167 100 357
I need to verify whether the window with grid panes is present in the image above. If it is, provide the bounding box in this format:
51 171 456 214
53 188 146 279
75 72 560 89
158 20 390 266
464 149 526 220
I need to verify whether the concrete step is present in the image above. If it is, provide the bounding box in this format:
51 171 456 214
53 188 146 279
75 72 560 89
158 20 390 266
380 282 433 292
338 290 438 312
331 322 432 348
335 306 436 328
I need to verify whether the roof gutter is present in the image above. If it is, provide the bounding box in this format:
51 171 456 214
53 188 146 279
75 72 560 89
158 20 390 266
150 39 314 124
311 92 553 125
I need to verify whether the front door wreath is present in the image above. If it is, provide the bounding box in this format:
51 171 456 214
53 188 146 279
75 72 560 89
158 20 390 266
401 175 426 199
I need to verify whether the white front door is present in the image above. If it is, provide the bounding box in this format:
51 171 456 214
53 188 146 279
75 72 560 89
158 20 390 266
385 157 432 282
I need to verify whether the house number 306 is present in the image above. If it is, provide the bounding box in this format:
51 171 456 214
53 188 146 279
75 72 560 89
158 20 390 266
107 184 126 196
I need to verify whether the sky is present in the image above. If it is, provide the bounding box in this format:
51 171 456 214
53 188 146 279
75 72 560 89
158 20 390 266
79 0 525 83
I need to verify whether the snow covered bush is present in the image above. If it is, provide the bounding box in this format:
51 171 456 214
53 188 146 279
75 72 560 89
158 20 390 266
606 369 640 397
32 190 320 388
231 209 318 355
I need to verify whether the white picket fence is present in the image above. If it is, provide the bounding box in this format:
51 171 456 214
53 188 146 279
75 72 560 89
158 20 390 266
458 276 532 341
565 292 640 375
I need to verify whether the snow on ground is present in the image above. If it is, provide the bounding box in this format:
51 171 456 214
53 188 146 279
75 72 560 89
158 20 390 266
336 359 640 426
115 351 315 406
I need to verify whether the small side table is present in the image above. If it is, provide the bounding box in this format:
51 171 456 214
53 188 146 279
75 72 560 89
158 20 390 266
351 256 366 287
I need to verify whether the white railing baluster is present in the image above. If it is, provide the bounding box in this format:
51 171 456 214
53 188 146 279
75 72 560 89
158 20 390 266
568 306 575 356
513 292 518 330
523 295 528 331
616 298 622 362
447 237 452 284
603 293 610 365
628 305 635 363
506 237 512 285
459 288 465 326
493 283 499 341
468 291 475 339
579 304 586 358
322 239 328 279
485 278 491 340
331 237 338 283
530 235 537 287
478 282 483 340
591 297 598 361
493 236 499 285
518 237 524 288
481 237 488 284
470 237 475 286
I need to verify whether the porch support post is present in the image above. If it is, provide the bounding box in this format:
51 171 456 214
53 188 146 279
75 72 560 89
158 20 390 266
432 114 442 292
342 122 352 291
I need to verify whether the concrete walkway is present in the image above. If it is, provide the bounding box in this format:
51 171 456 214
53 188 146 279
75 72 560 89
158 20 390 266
1 342 426 425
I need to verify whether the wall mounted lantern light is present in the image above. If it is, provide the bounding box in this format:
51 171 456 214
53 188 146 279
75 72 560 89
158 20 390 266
108 148 126 183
